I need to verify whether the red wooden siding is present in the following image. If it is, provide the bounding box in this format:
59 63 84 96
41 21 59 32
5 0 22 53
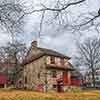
63 72 69 85
63 72 71 85
71 79 81 86
63 72 81 86
0 74 7 84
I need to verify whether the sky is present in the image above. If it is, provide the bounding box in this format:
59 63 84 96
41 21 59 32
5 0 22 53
22 0 100 57
0 0 100 60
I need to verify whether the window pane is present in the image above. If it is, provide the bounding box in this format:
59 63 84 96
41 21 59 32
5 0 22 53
25 76 27 84
60 58 64 65
50 56 55 64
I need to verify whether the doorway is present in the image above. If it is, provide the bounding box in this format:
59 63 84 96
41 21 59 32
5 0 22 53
57 80 63 92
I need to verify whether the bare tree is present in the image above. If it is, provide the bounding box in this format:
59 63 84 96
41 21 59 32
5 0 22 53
0 0 100 40
0 0 26 42
75 37 100 87
23 0 100 35
26 0 88 35
0 41 27 85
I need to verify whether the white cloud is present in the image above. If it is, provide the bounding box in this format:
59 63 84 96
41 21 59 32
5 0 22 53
0 0 99 59
0 34 10 46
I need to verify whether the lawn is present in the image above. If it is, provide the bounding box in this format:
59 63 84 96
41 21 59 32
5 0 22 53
0 89 100 100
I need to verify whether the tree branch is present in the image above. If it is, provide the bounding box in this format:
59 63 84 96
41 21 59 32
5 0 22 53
38 11 45 38
78 15 100 27
25 0 86 14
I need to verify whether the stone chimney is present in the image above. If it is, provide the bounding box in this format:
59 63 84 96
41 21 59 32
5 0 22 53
31 40 37 47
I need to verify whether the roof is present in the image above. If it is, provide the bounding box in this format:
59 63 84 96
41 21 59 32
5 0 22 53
37 47 71 59
66 63 81 77
22 53 44 65
22 47 71 65
71 69 82 77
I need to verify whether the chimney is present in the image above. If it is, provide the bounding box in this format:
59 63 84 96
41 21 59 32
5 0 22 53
31 40 37 47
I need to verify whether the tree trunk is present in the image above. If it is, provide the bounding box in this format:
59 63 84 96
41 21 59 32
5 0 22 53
91 66 96 88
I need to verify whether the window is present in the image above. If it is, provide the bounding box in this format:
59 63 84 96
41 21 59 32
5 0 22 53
37 73 40 79
52 71 57 78
50 56 55 64
53 84 56 88
96 71 100 75
25 76 27 84
60 58 64 65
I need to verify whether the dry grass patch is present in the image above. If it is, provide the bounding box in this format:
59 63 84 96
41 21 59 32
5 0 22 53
0 89 100 100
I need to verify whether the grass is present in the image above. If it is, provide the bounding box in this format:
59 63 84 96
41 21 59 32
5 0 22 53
0 89 100 100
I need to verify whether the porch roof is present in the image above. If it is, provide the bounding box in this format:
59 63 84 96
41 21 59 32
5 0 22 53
46 64 74 71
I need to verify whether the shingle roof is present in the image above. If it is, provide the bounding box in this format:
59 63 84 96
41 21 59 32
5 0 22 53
22 47 71 65
71 69 82 77
22 53 44 65
37 47 71 59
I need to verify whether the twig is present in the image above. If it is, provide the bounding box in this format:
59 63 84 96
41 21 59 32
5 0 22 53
24 0 86 14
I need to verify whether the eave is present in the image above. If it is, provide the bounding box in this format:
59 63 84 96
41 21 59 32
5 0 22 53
46 64 74 71
21 53 44 66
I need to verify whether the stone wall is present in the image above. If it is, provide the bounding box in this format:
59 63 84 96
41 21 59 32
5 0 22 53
23 56 47 90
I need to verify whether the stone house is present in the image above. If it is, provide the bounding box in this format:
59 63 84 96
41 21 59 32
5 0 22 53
16 41 80 92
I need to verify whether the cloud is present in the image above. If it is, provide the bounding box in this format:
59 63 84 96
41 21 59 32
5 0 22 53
1 0 98 58
0 34 10 46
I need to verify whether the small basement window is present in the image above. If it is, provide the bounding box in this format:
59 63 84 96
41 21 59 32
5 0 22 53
53 84 56 88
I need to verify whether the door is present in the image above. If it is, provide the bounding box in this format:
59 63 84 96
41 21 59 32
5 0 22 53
57 80 63 92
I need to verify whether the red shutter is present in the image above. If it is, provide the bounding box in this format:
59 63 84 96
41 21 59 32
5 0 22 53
63 72 68 85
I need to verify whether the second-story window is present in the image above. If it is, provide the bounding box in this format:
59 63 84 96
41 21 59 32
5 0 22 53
60 58 64 65
50 56 55 64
